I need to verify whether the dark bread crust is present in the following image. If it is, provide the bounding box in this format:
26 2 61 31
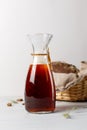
51 61 79 74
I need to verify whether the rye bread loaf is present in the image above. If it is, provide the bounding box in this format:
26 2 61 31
51 61 79 91
51 61 79 74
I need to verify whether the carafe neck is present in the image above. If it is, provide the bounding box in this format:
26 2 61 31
28 33 53 54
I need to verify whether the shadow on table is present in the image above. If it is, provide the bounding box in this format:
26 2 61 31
54 101 87 113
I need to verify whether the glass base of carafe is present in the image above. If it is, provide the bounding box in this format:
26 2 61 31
25 109 55 114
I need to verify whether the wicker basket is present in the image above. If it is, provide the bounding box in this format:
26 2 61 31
56 76 87 101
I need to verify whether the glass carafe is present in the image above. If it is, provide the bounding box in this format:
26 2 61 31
25 33 56 113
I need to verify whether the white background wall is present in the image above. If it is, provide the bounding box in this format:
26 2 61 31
0 0 87 96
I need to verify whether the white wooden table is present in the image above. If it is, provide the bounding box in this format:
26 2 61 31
0 96 87 130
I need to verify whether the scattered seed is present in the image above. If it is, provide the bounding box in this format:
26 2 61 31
72 106 78 110
22 103 25 105
6 98 24 107
63 113 71 119
7 103 12 107
11 100 18 104
17 98 23 102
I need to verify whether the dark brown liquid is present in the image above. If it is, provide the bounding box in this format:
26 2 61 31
25 64 55 113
